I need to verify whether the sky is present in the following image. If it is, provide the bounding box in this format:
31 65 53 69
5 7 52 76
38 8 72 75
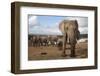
28 15 88 35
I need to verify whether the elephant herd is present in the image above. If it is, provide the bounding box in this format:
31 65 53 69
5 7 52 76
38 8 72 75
28 35 63 48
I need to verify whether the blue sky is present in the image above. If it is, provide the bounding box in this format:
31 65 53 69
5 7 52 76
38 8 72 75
28 15 88 35
36 16 65 27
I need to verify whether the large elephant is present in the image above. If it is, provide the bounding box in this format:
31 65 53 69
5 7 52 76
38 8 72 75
59 20 80 57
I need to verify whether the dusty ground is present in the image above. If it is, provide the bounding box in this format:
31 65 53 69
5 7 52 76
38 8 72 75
28 42 88 60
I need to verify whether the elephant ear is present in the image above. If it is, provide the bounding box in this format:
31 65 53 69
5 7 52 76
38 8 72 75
74 20 80 40
74 20 79 30
77 30 80 40
59 20 66 34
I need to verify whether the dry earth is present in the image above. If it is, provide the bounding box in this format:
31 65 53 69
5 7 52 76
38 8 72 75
28 42 88 60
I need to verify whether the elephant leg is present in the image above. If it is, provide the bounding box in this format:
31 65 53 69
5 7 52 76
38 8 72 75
62 33 67 57
70 44 76 57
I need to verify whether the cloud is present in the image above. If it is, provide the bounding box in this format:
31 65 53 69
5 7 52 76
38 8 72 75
29 25 62 35
28 16 62 35
28 16 39 28
79 27 88 34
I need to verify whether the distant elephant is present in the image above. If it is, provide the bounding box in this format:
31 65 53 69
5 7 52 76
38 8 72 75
59 20 80 57
50 37 58 47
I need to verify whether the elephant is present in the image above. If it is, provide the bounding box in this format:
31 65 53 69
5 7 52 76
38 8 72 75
57 38 63 50
50 37 58 47
59 19 80 57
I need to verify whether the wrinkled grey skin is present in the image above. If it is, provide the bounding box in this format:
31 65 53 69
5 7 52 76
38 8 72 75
59 20 80 57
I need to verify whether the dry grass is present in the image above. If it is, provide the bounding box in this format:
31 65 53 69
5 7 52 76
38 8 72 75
28 42 88 60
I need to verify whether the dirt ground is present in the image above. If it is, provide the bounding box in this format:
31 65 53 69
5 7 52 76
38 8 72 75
28 42 88 60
